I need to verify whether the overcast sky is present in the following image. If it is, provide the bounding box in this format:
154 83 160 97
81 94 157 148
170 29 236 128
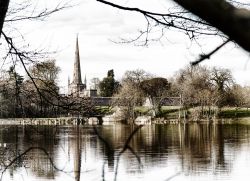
3 0 250 92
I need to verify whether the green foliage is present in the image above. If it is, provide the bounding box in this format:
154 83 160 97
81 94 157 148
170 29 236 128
140 77 170 98
0 66 24 117
218 108 250 118
0 60 62 118
107 69 114 78
140 77 170 117
94 106 113 114
99 69 119 97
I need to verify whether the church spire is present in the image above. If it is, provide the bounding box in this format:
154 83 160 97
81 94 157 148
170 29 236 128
84 75 87 87
72 35 82 84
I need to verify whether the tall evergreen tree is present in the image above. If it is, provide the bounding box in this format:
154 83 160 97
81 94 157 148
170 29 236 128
99 69 119 97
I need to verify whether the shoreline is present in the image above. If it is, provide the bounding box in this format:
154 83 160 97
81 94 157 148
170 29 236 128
1 117 250 125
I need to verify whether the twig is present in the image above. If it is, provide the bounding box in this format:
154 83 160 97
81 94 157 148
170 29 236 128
114 125 143 181
0 146 71 181
191 39 231 65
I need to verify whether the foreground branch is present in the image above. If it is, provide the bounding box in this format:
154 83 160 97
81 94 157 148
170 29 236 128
97 0 250 53
0 0 10 38
97 0 219 46
173 0 250 52
191 39 231 65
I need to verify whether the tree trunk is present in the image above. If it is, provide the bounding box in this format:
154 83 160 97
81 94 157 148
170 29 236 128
0 0 10 38
173 0 250 52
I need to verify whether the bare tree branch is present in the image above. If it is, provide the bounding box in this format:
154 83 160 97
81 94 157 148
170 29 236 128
191 39 231 65
2 31 96 117
97 0 221 46
0 146 68 181
97 0 250 56
114 125 143 181
5 1 72 22
173 0 250 52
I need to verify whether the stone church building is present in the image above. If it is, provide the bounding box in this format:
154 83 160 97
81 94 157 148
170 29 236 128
68 37 97 97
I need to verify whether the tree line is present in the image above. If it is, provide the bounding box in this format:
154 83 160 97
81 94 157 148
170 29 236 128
0 59 96 118
0 60 60 117
99 67 250 120
1 62 249 119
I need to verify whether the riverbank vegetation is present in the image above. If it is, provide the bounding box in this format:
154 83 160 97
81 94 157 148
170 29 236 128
0 60 98 118
134 106 250 120
1 63 250 120
111 66 250 121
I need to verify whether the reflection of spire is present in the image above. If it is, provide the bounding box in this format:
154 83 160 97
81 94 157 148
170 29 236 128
73 126 82 181
72 35 82 84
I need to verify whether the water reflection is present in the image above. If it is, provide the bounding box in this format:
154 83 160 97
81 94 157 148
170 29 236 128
0 123 250 180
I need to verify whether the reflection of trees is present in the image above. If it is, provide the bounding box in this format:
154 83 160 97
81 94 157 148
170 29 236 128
93 125 143 181
83 123 250 180
1 123 250 180
22 125 58 179
0 125 60 180
97 123 250 177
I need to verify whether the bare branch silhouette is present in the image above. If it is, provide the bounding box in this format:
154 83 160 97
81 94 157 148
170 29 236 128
191 39 231 65
0 146 70 181
114 125 143 181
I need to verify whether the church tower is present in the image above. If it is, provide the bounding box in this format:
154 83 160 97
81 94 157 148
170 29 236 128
68 36 86 97
73 36 82 85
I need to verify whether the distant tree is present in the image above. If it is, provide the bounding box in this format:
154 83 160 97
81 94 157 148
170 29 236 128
140 77 170 116
174 65 239 118
176 65 212 107
30 59 60 83
113 82 143 119
107 69 114 77
174 65 218 119
112 69 150 119
0 66 24 117
90 77 100 90
99 69 119 97
28 59 60 99
242 86 250 108
210 67 234 108
122 69 152 85
225 84 245 108
24 59 61 117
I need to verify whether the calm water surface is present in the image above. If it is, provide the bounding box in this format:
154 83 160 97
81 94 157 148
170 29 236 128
1 123 250 181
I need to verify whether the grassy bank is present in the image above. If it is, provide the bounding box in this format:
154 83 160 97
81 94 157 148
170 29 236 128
218 108 250 118
134 106 250 119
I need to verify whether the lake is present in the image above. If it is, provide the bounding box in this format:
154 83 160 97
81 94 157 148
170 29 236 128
1 122 250 181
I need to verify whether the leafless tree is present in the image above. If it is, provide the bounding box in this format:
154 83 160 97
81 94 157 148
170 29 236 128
242 86 250 108
210 67 234 108
112 69 152 119
173 65 244 119
0 1 100 118
97 0 250 64
175 65 217 119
